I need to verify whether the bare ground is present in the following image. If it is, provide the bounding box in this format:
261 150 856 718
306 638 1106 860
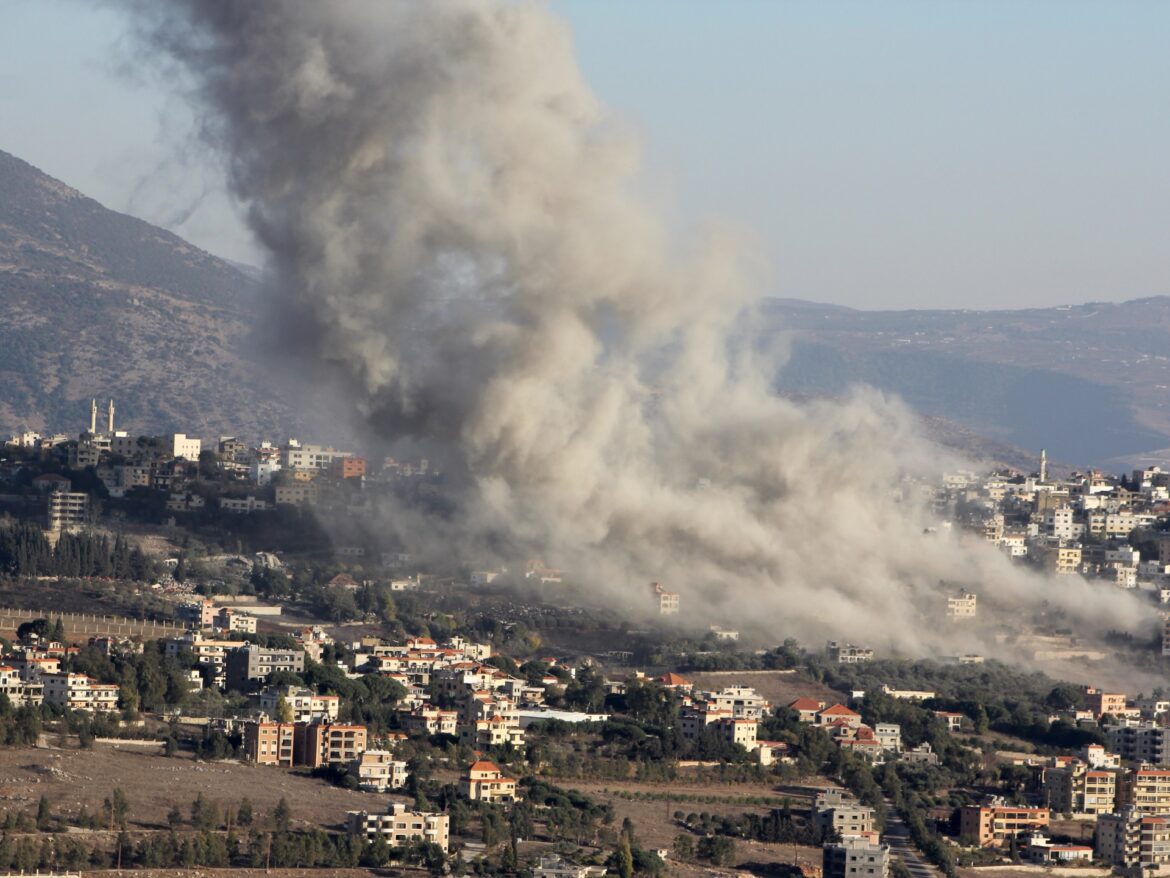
0 744 391 832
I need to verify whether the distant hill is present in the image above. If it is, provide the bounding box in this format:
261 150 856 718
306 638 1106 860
3 147 1165 469
0 149 293 440
765 296 1170 466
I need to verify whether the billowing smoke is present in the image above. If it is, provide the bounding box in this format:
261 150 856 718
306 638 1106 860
121 0 1153 658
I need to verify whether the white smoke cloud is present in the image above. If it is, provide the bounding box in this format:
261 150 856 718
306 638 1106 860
118 0 1155 658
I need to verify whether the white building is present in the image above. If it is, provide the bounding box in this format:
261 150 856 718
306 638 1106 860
171 434 202 461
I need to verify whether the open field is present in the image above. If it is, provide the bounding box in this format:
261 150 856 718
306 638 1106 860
688 671 847 708
0 744 389 832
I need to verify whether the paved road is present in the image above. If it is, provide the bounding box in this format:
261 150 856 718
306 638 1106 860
883 803 943 878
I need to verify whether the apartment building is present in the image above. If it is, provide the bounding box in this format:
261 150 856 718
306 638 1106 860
401 706 458 737
1088 689 1128 719
1109 725 1170 766
1097 806 1170 873
258 686 340 723
958 802 1050 847
164 632 245 686
823 837 889 878
46 491 88 531
814 793 876 839
224 646 305 691
244 721 294 767
1043 764 1117 816
0 665 41 707
649 581 679 615
1120 768 1170 816
349 750 408 792
292 722 368 768
40 673 119 712
460 759 518 803
946 590 977 620
347 803 449 851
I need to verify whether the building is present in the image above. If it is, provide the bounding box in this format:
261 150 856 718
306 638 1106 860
1119 768 1170 816
946 590 977 620
813 790 876 838
347 803 449 851
822 837 889 878
1021 833 1093 864
350 750 408 792
176 599 218 629
40 673 119 712
958 801 1050 848
826 642 874 664
224 646 305 691
330 457 367 479
650 581 679 615
292 722 368 768
1109 725 1170 767
46 491 88 532
1097 806 1170 873
258 686 340 723
1043 764 1117 816
460 759 518 803
789 697 828 723
171 434 202 461
532 856 609 877
1088 688 1128 719
244 721 294 766
215 608 257 634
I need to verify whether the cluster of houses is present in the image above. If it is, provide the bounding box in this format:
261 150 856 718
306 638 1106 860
946 455 1170 607
6 404 443 535
0 637 126 711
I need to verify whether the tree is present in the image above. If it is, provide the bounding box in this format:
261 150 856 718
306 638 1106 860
273 797 291 832
237 798 253 827
107 788 129 830
276 696 294 723
35 795 51 830
167 804 183 828
673 834 694 861
617 836 634 878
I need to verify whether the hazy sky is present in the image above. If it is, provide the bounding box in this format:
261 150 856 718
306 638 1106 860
2 0 1168 310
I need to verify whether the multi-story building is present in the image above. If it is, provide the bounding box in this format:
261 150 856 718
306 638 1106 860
258 686 340 723
347 803 449 851
401 706 459 737
46 491 88 532
1097 806 1170 872
176 599 218 629
1109 725 1170 766
826 642 874 664
959 801 1050 848
0 665 41 707
283 442 352 473
946 590 977 620
275 483 318 507
1120 768 1170 815
164 632 246 686
823 837 889 878
460 759 518 803
292 722 368 768
1043 764 1117 816
349 750 408 792
649 581 679 615
1088 689 1128 719
40 673 119 712
813 790 876 839
215 608 257 634
170 433 202 461
244 721 295 767
224 646 305 691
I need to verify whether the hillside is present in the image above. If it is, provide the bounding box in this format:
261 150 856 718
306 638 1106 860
0 149 292 439
765 297 1170 467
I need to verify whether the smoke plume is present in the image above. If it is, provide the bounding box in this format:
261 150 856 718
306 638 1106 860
121 0 1153 658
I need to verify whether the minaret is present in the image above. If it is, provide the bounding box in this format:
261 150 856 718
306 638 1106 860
1039 448 1048 483
89 399 97 434
107 399 115 434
